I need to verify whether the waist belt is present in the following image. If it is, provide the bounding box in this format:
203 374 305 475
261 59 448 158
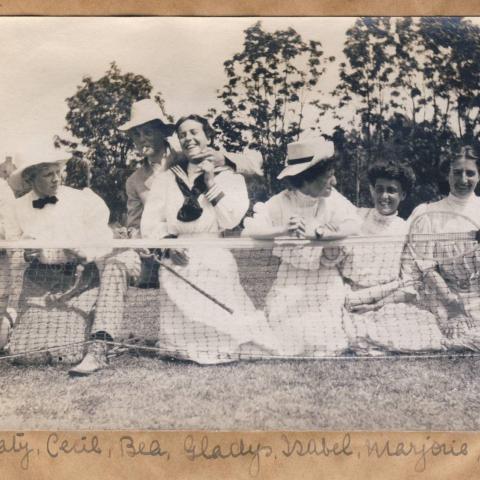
29 259 78 274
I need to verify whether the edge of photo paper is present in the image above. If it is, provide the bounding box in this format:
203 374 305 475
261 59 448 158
1 1 480 479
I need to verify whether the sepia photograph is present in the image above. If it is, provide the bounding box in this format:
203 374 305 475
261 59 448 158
1 16 480 431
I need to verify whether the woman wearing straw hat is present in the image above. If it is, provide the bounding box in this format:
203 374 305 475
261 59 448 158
243 139 361 357
141 114 277 364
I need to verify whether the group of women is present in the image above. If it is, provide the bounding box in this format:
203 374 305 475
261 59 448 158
127 104 480 364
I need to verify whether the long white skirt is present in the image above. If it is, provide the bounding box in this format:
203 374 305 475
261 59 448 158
265 246 350 357
156 246 277 364
343 301 446 354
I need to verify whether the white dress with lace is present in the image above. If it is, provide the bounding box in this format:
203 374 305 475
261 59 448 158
341 208 444 353
409 194 480 340
141 165 277 364
243 188 360 357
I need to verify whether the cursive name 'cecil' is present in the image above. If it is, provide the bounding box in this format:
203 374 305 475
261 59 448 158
184 435 273 477
46 433 102 458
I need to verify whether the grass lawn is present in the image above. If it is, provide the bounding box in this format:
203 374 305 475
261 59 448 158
1 354 479 430
2 247 479 430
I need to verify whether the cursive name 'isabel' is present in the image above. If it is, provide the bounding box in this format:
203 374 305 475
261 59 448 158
281 433 353 458
184 434 273 477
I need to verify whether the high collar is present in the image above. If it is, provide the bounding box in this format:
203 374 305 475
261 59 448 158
370 208 399 225
290 188 325 207
446 192 478 207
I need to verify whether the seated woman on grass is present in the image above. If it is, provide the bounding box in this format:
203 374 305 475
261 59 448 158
340 161 445 354
243 139 360 357
141 114 278 364
407 144 480 347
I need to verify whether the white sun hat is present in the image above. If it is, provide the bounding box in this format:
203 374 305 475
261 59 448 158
118 98 175 133
277 138 335 180
8 143 69 194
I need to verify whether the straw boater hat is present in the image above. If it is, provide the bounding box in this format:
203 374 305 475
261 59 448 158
277 139 335 180
8 144 69 194
118 98 175 135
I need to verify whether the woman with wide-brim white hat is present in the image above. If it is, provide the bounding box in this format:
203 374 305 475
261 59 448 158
243 139 361 357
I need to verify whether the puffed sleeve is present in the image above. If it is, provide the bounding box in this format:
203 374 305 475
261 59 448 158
0 182 21 241
126 174 144 230
329 190 361 234
78 189 114 261
243 193 284 234
404 203 437 273
204 170 249 230
141 172 170 239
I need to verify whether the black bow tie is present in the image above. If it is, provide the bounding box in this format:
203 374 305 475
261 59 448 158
32 196 58 209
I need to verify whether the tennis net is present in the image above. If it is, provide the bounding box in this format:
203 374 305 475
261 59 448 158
0 234 479 364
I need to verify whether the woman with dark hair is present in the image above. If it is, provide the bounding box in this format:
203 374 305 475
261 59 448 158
408 145 480 342
141 115 276 364
243 139 360 357
340 161 445 353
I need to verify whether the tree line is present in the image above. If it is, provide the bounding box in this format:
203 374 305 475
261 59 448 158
55 17 480 222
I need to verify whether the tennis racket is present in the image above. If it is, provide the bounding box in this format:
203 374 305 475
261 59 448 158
407 210 480 335
138 249 234 315
407 210 480 263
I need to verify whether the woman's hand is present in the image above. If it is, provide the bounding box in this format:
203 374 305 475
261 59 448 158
315 223 339 239
169 248 189 266
287 216 306 238
193 147 225 167
198 160 216 189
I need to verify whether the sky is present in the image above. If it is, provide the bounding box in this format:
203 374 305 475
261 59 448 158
0 17 354 157
2 17 479 159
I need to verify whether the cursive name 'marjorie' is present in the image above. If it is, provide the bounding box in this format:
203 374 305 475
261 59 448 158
365 436 468 472
183 434 273 477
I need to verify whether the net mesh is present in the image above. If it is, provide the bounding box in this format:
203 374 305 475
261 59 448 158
0 234 479 365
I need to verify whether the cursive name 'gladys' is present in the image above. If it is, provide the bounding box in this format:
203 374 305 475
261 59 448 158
184 434 273 477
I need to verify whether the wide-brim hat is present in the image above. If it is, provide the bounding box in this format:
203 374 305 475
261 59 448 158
118 98 175 134
8 145 69 194
277 139 335 180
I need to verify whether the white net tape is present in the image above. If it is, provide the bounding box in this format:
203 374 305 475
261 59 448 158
0 234 479 365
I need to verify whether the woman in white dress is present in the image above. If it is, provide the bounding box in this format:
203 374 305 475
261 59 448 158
141 114 276 364
408 145 480 343
340 162 445 353
243 139 360 357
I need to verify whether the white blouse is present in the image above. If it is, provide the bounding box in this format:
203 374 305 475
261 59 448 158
341 208 409 288
408 193 480 285
243 188 360 234
11 186 113 262
141 166 249 239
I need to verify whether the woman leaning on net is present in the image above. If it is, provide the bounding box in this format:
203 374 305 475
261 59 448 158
141 114 278 364
407 144 480 347
340 161 445 355
243 139 361 358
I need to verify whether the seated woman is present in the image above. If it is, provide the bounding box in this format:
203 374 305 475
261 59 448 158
340 161 445 354
141 114 276 364
408 145 480 344
243 139 360 357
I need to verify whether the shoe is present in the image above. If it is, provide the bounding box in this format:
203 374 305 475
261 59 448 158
68 341 108 376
